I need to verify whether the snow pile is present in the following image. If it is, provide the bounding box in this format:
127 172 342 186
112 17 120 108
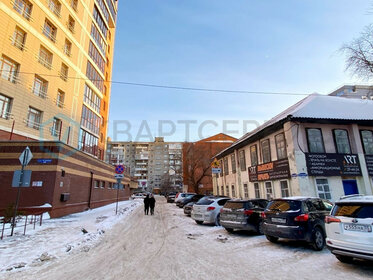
0 200 141 273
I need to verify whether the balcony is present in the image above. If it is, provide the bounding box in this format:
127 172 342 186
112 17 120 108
11 0 33 21
42 27 56 43
55 98 64 108
37 55 52 70
31 86 48 99
24 119 41 130
9 36 27 51
47 0 61 18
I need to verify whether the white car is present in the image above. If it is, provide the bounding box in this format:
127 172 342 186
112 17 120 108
325 194 373 263
191 196 230 226
131 193 146 199
174 192 196 203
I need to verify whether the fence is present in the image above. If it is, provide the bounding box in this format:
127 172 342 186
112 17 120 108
1 214 44 240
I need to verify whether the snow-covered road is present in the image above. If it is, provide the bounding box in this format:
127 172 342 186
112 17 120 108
2 196 373 280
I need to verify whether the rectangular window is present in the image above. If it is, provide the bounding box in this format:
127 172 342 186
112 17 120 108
92 5 108 37
12 27 27 51
86 61 104 92
33 75 48 98
89 41 105 73
261 139 271 163
80 105 101 135
254 182 260 199
231 185 236 198
223 157 229 175
243 183 248 198
106 0 116 22
90 24 106 54
79 128 99 157
13 0 32 20
265 182 273 200
64 39 72 57
70 0 78 11
316 178 331 200
56 90 65 108
333 129 351 154
221 186 224 196
83 84 101 113
60 63 68 81
225 185 229 197
47 0 61 17
0 94 12 119
280 181 289 197
39 46 53 69
0 56 19 83
43 19 57 42
96 0 109 23
94 180 99 188
360 130 373 155
250 145 258 166
67 16 75 33
231 154 236 173
275 133 287 160
51 118 62 136
306 128 325 153
239 150 246 171
100 181 105 188
219 160 223 177
27 107 42 130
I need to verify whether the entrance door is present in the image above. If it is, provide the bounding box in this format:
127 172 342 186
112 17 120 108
342 180 359 195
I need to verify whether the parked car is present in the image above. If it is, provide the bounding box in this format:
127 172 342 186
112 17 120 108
175 192 196 203
262 197 333 251
325 194 373 263
191 196 230 226
220 199 269 234
131 193 146 199
183 202 195 216
177 194 205 208
166 194 176 203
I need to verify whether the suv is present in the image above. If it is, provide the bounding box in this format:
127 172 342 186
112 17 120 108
325 195 373 263
220 199 268 234
191 196 230 226
263 197 333 251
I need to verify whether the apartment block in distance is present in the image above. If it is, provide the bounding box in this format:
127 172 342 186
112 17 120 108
0 0 118 160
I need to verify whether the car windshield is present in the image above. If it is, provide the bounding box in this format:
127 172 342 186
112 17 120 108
267 200 302 212
224 201 245 209
196 197 214 205
332 203 373 218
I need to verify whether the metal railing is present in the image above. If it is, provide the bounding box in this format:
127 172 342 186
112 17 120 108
37 55 53 70
47 0 61 18
9 35 27 51
24 118 41 130
11 0 33 21
42 27 57 43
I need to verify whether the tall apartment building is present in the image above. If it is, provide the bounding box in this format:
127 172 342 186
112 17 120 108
106 137 183 192
0 0 117 160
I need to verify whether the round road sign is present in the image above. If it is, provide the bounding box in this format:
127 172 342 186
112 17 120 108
115 165 125 174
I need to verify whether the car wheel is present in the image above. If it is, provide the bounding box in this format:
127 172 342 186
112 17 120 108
311 227 325 251
266 235 279 243
215 214 221 226
225 227 234 233
257 221 264 235
195 220 203 225
335 255 354 263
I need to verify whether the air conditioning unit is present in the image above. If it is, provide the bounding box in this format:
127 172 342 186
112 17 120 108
60 193 70 202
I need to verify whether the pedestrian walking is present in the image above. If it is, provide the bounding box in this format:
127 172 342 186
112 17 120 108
149 194 156 215
144 194 150 215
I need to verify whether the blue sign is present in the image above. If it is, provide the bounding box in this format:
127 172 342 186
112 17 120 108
298 172 308 177
115 165 124 174
37 159 52 164
291 173 297 178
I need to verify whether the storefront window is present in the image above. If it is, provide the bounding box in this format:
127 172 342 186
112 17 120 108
333 129 351 154
307 128 325 153
316 178 331 200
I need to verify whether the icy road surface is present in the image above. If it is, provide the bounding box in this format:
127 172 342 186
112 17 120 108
1 196 373 280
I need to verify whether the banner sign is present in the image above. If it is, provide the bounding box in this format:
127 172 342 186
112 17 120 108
305 153 361 176
365 155 373 176
248 159 291 182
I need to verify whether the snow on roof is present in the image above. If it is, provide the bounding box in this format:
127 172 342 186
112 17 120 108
215 94 373 158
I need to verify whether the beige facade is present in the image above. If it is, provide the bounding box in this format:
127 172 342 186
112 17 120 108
0 0 117 160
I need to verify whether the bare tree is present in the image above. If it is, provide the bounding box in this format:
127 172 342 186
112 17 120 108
341 24 373 79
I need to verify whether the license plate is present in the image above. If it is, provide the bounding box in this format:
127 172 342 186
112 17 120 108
225 214 235 219
344 223 372 232
194 214 202 218
272 218 286 224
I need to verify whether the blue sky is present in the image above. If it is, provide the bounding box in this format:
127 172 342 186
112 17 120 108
108 0 372 142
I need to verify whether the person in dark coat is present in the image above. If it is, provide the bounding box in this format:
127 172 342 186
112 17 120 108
149 194 156 215
144 194 150 215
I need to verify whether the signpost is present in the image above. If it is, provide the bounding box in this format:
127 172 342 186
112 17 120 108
11 146 33 236
114 165 125 215
211 159 220 195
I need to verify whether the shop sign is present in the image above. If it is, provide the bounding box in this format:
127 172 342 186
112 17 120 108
365 155 373 176
248 159 291 182
305 153 361 176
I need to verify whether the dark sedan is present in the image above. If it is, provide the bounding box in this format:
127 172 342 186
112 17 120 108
177 194 205 208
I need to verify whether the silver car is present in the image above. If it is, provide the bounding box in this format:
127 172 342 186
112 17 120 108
191 196 230 226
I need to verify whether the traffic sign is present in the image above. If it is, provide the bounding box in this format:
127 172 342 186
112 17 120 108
12 170 32 187
19 147 33 166
211 158 220 168
115 165 124 174
212 168 221 174
115 174 124 179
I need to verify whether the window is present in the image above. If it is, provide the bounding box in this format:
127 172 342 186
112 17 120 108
0 94 12 119
88 40 105 73
250 145 258 166
221 186 224 196
43 19 57 42
100 181 105 188
12 27 26 50
261 139 271 163
70 0 78 11
243 183 248 198
80 105 100 135
51 118 62 136
231 154 236 173
96 0 109 22
316 178 331 200
86 61 104 92
254 182 260 198
13 0 32 20
64 39 72 57
0 56 19 83
219 160 223 177
56 90 65 108
60 63 68 81
275 133 287 160
67 16 75 33
225 185 229 197
26 107 42 130
90 23 106 54
33 76 48 98
92 5 108 37
360 130 373 155
94 180 99 188
231 185 236 198
280 181 289 197
223 157 229 175
84 84 101 113
39 46 53 69
306 128 325 153
333 129 351 154
239 150 246 171
79 129 99 157
265 182 273 200
105 0 116 21
48 0 61 17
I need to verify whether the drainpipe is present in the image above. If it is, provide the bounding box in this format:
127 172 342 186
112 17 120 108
88 171 94 209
